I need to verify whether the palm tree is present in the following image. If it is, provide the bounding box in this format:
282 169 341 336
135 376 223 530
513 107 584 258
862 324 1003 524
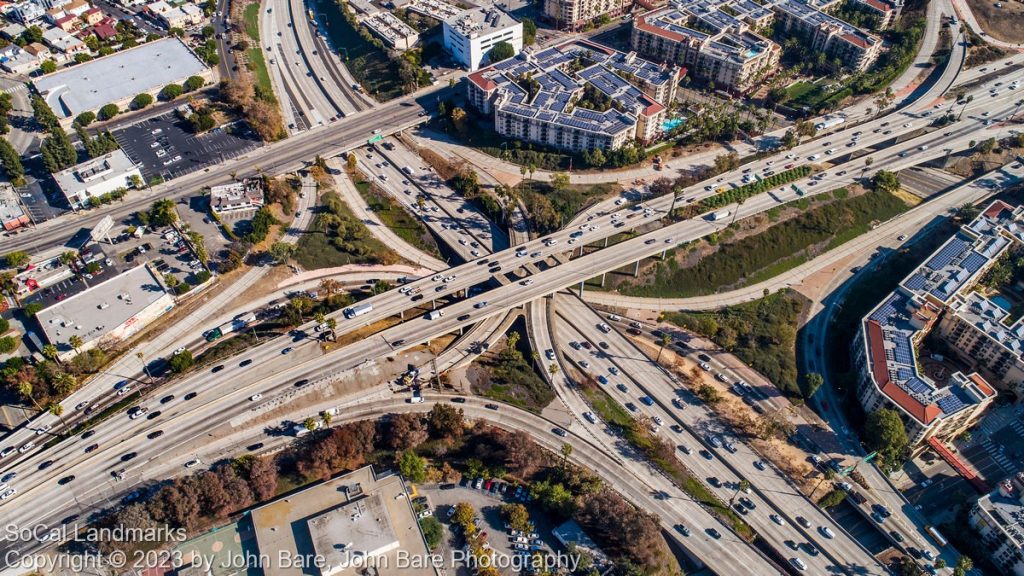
320 410 333 427
729 479 750 507
314 312 326 325
47 403 68 434
41 344 60 364
656 333 671 362
958 94 973 121
548 362 559 376
519 164 528 194
0 271 20 306
560 443 572 469
18 381 44 413
326 317 338 341
53 372 77 395
68 335 83 354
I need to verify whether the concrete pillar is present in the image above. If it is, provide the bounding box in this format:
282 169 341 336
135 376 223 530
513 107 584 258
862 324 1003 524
600 273 606 287
661 249 667 260
633 260 640 277
604 237 609 248
578 281 585 297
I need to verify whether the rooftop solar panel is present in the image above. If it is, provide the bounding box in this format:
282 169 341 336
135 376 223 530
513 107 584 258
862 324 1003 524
904 376 930 394
903 273 927 292
937 395 966 414
925 237 967 271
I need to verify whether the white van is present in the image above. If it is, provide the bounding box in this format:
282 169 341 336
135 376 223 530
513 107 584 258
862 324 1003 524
402 166 415 175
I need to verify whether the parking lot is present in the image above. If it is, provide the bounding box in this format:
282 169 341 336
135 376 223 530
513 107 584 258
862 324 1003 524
16 154 72 224
20 245 121 310
178 196 232 262
114 113 260 182
109 225 207 287
419 480 561 576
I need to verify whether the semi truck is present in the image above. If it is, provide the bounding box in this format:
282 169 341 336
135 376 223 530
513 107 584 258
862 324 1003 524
708 210 731 221
343 303 373 319
204 312 257 342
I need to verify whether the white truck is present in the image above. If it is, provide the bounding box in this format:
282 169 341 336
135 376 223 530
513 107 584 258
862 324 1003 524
425 309 444 320
708 210 731 221
343 303 373 319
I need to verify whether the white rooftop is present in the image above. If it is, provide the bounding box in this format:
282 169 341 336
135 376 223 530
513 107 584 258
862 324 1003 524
33 37 207 118
52 149 138 196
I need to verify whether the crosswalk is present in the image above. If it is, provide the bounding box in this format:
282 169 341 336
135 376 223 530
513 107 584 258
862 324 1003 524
2 83 28 95
979 437 1017 476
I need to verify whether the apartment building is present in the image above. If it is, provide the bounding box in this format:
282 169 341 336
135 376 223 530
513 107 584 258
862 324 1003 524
466 40 681 152
853 201 1024 450
772 0 881 71
543 0 630 30
632 0 780 92
443 6 522 71
970 474 1024 576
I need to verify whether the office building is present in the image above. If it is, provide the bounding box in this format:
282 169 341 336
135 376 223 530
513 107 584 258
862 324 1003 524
209 179 264 222
632 0 780 92
53 150 142 209
407 0 461 22
249 466 434 576
467 40 681 152
444 6 522 71
853 201 1024 450
970 474 1024 576
35 264 174 360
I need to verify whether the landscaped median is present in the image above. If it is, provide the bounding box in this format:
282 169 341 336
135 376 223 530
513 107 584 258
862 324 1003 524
695 165 813 213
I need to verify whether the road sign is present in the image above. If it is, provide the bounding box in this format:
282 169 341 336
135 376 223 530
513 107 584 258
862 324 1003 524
90 215 115 244
368 134 383 144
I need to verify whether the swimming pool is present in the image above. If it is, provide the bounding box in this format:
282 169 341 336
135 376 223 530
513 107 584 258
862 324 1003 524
991 294 1013 311
663 118 684 131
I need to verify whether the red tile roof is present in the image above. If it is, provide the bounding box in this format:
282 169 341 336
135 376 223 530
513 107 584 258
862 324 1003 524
841 33 871 49
866 320 941 425
467 69 497 91
861 0 891 12
634 14 684 42
983 199 1013 219
969 373 996 397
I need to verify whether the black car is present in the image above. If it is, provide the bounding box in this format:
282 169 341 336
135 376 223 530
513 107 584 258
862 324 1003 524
58 475 75 485
294 379 309 387
458 314 471 321
247 442 265 451
739 496 756 510
489 266 502 272
121 452 137 461
84 443 99 453
708 477 721 488
674 524 691 536
439 483 456 490
477 258 490 265
733 502 748 515
38 460 54 470
147 430 164 440
211 365 225 373
240 359 253 367
147 410 162 420
81 430 96 440
451 397 466 403
706 528 722 539
61 514 80 525
184 392 198 400
484 403 499 410
160 395 175 404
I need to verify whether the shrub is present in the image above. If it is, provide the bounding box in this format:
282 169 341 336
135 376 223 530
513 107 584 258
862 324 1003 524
131 93 154 110
98 103 119 120
160 84 184 100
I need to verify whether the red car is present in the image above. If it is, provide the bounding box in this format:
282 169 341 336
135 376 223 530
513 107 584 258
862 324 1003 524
484 480 493 491
784 163 795 169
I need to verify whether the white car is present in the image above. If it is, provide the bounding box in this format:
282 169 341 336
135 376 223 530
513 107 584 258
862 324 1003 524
0 487 16 500
545 349 555 360
185 458 202 469
249 394 263 401
117 385 133 396
583 411 597 423
770 514 786 526
521 279 534 286
34 425 51 436
819 526 835 539
18 442 34 453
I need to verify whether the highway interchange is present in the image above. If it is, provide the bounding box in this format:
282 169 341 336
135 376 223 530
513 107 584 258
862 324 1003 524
1 3 1023 575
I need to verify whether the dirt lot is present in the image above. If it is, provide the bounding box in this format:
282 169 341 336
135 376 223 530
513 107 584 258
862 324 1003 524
965 0 1024 44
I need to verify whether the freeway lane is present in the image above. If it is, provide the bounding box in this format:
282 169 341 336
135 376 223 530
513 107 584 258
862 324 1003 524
1 88 452 255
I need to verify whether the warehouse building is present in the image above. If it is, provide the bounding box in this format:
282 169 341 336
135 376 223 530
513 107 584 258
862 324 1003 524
33 37 209 120
35 264 174 360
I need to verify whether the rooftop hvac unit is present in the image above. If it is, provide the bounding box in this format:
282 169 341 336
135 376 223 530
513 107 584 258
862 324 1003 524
98 302 109 309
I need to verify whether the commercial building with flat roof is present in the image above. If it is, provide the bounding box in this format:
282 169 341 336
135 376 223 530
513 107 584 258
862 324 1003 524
0 184 30 231
852 201 1024 450
35 264 173 360
363 11 419 50
466 40 681 152
53 149 142 209
210 179 264 222
33 37 209 120
443 6 522 71
407 0 461 22
249 466 434 576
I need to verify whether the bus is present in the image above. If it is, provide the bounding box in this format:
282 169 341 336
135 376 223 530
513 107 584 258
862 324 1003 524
924 525 948 548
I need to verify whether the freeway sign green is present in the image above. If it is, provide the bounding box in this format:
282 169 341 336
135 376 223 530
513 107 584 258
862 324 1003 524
368 134 383 144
